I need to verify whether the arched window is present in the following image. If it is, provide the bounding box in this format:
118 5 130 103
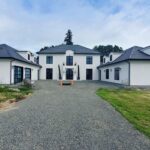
28 54 30 60
103 58 106 63
110 55 112 61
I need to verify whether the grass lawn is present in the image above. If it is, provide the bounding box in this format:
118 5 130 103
0 86 32 103
96 88 150 138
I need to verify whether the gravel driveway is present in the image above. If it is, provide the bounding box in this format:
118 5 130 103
0 81 150 150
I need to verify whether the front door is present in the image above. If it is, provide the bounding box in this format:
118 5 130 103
86 69 93 80
46 68 53 79
66 69 73 80
99 70 101 81
14 66 23 84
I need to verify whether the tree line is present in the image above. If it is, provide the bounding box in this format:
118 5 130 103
40 29 123 56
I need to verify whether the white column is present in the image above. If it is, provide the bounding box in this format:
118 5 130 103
23 67 26 80
62 67 66 80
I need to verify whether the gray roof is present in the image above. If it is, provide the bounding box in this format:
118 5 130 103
98 46 150 68
0 44 40 67
37 44 100 55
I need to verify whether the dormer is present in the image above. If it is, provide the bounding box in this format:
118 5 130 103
17 51 38 63
109 52 123 62
103 56 109 64
140 46 150 55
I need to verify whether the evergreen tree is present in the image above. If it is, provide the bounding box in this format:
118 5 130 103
64 29 73 45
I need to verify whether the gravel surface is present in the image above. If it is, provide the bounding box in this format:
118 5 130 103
0 81 150 150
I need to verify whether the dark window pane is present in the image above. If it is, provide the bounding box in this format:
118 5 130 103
46 56 53 64
66 56 73 66
28 54 30 60
86 56 93 64
25 68 31 80
110 55 112 61
103 58 105 63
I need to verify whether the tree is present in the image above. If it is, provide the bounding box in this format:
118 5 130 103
93 45 123 56
64 29 73 45
40 45 54 51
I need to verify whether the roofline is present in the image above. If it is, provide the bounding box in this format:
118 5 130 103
97 59 150 68
37 52 100 55
0 57 41 67
109 51 123 54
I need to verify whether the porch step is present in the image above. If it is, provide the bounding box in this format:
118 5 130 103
59 80 74 86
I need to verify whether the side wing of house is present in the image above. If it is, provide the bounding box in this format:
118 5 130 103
11 60 40 84
99 62 129 85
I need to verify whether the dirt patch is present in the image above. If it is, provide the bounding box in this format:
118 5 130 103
0 93 31 111
0 100 16 111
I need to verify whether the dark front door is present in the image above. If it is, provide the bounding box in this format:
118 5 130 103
14 66 23 84
46 68 53 79
99 70 101 81
66 69 73 80
86 69 93 80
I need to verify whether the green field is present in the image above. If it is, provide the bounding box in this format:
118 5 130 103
97 88 150 138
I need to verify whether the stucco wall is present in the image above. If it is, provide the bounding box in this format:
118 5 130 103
99 62 129 85
74 54 100 80
39 51 100 80
0 59 11 84
130 61 150 85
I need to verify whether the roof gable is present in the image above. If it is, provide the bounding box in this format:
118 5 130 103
0 44 40 67
98 46 150 68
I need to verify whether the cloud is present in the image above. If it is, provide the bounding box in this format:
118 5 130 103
0 0 150 52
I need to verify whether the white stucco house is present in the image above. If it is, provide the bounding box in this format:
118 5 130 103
0 44 41 84
37 44 100 81
98 46 150 86
1 43 150 86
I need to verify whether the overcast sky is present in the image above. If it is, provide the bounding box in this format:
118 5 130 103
0 0 150 52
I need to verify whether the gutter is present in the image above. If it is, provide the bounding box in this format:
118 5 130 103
128 61 130 86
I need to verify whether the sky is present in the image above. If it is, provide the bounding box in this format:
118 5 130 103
0 0 150 52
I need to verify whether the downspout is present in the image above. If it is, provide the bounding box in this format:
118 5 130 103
128 61 130 86
10 59 15 85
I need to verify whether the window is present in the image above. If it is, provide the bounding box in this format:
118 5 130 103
66 56 73 66
114 68 120 80
37 56 39 64
106 69 109 79
110 55 112 61
46 56 53 64
14 66 23 84
100 56 103 63
103 58 105 63
86 56 93 64
34 57 37 63
28 54 30 60
25 68 31 80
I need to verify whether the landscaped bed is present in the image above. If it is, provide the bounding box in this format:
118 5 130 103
96 88 150 138
0 85 32 109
